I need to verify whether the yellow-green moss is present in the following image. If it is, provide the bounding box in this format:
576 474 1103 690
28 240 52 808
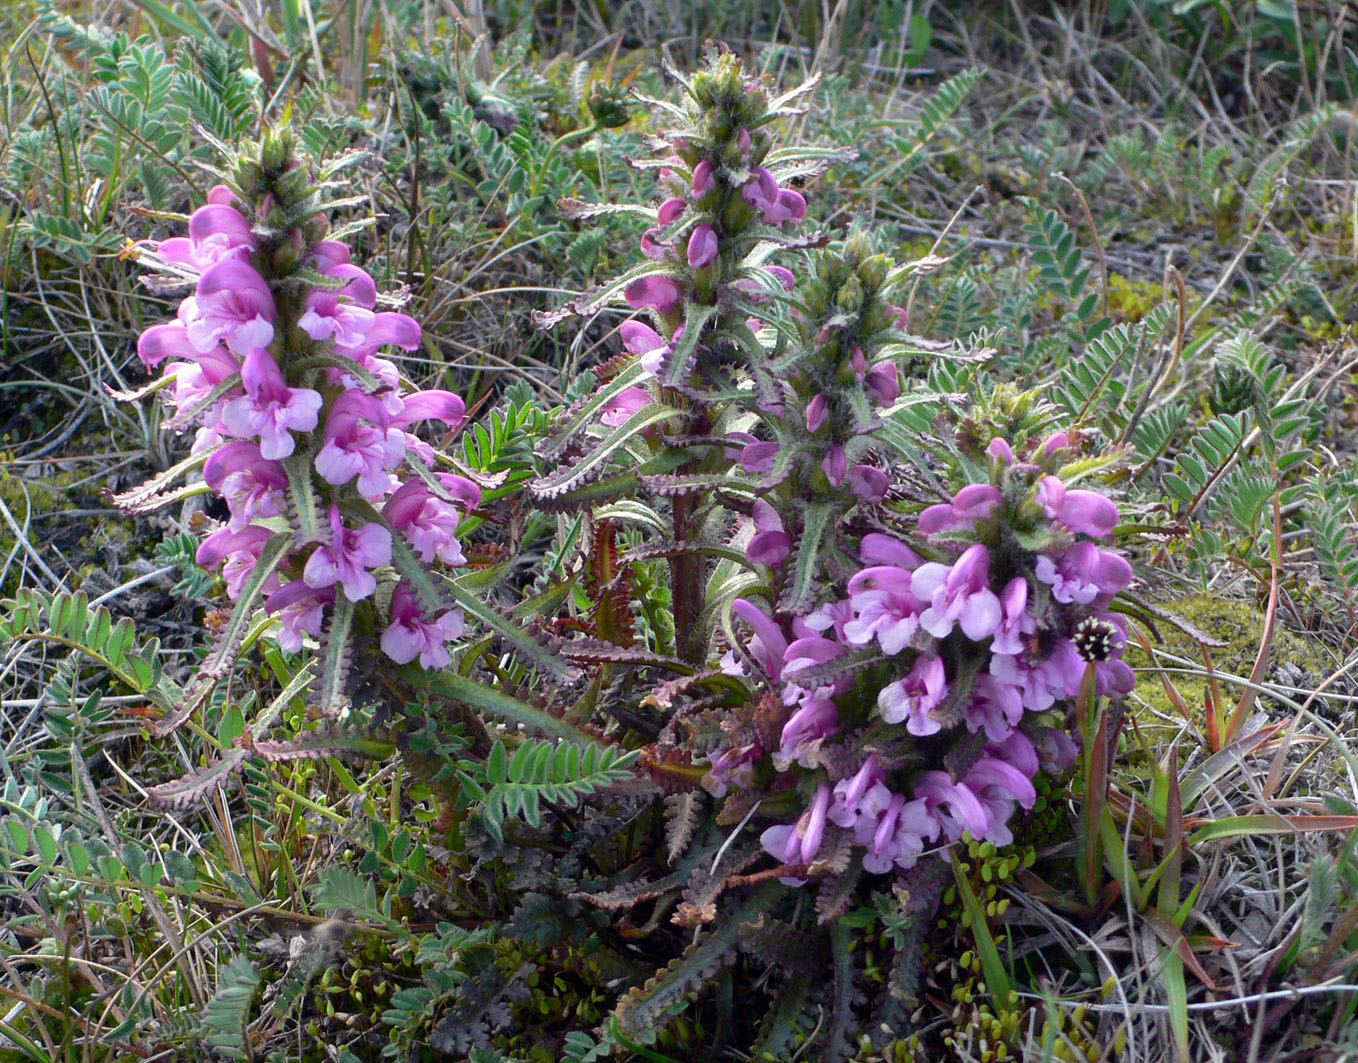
1106 272 1166 324
1125 594 1329 726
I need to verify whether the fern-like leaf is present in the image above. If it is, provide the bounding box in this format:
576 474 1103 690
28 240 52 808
200 956 259 1062
614 883 781 1038
478 738 639 842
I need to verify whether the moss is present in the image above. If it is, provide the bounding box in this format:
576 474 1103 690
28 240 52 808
1105 272 1165 324
1124 593 1328 728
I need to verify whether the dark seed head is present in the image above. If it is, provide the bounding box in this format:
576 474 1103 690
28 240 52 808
1073 617 1119 663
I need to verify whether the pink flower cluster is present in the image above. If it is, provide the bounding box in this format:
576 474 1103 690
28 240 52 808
624 146 807 320
132 180 477 670
713 437 1136 879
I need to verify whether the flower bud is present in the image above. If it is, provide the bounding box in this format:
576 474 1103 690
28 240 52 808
587 81 632 128
857 253 889 290
835 277 864 313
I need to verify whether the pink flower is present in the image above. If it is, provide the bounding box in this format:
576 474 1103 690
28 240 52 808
822 444 847 486
866 362 900 406
309 241 352 271
137 322 203 369
382 479 466 566
746 499 792 568
298 289 376 346
919 483 1003 536
829 757 888 832
963 674 1025 743
990 730 1041 778
860 534 921 569
180 257 277 356
987 437 1015 464
849 465 889 502
303 505 392 601
877 653 947 734
911 544 1002 641
600 386 653 428
775 697 839 770
334 312 422 357
805 393 828 432
687 223 719 268
741 167 780 216
962 756 1037 846
315 391 407 498
1032 727 1079 773
692 161 714 197
704 744 758 798
1036 475 1066 518
164 348 241 418
844 565 926 655
760 782 832 879
196 524 277 600
991 577 1037 655
731 597 789 679
657 198 687 225
1034 542 1132 607
1039 432 1071 457
990 637 1086 712
204 441 287 529
624 275 683 314
206 184 241 208
862 792 938 874
1039 476 1118 539
219 349 323 459
741 169 805 224
437 473 483 511
265 580 332 653
393 390 466 431
381 580 464 669
780 636 847 706
640 229 669 261
741 440 780 475
323 263 379 306
156 204 256 272
772 189 807 223
805 599 853 641
620 320 670 374
1056 489 1120 539
914 771 989 843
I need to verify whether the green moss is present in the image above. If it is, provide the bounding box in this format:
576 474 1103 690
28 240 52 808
1105 272 1164 324
1125 594 1328 726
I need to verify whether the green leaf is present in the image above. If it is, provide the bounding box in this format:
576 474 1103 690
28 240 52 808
780 503 832 614
316 594 356 718
538 359 650 461
952 860 1012 1009
443 574 581 684
145 750 249 810
658 303 720 389
532 403 678 499
416 670 590 743
200 956 259 1063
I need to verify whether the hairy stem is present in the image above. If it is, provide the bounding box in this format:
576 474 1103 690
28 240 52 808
670 490 706 666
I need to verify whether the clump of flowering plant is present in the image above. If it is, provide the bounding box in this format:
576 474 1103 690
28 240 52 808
522 49 1140 1048
726 423 1134 882
116 130 486 800
533 49 851 665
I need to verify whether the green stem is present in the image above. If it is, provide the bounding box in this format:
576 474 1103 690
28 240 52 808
530 121 604 200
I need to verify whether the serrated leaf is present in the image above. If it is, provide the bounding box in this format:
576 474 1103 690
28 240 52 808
443 574 581 683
